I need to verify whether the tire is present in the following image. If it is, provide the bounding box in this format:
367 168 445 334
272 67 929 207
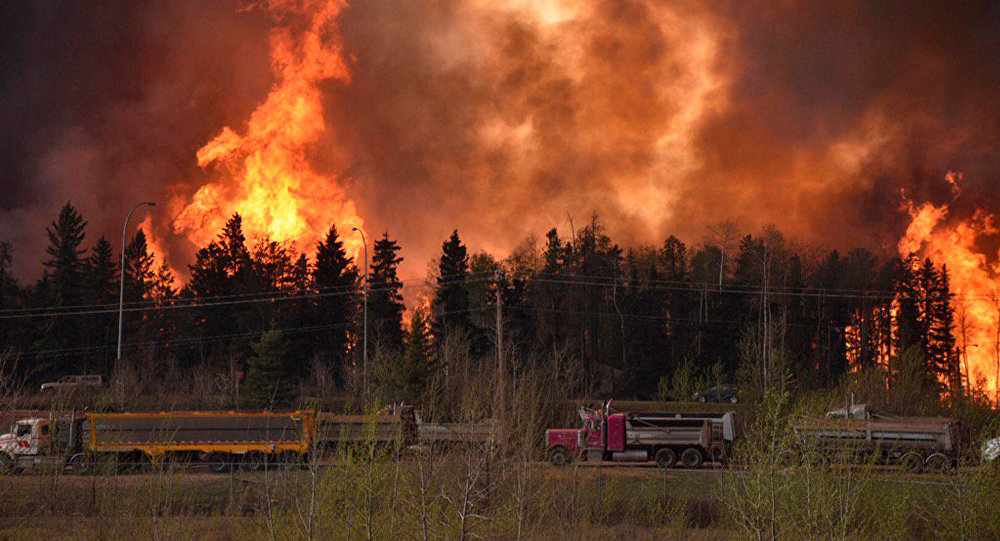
901 452 924 474
242 451 268 472
208 452 232 473
69 453 92 475
730 396 738 404
549 447 569 467
709 443 728 464
778 450 799 467
0 453 14 475
803 451 827 468
924 453 951 473
276 451 301 470
681 448 704 469
655 448 677 468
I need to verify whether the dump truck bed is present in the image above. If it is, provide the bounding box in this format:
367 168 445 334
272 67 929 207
86 411 312 454
793 416 958 454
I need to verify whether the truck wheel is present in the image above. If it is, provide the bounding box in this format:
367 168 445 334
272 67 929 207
69 453 92 475
549 447 570 467
276 451 301 470
655 448 677 468
208 452 232 473
0 453 14 475
803 451 827 468
924 453 950 473
242 451 268 471
709 443 728 465
681 448 704 468
901 452 924 474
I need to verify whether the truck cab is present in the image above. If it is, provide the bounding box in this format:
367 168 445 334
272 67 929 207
0 417 81 473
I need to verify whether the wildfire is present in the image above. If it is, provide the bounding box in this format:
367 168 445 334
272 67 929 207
171 0 364 266
898 173 1000 398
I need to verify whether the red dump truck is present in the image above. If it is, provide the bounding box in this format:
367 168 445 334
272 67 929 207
792 404 960 473
546 402 737 468
0 410 315 474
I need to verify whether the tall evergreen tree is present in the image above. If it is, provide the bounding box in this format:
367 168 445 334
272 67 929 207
369 232 405 352
85 237 118 371
38 203 87 374
432 230 472 340
397 308 433 403
312 225 359 378
123 229 156 302
42 202 87 307
243 329 295 407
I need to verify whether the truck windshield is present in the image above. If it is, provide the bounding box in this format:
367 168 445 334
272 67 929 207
15 424 30 437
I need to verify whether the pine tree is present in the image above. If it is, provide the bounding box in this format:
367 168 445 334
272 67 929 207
369 232 405 352
243 329 295 407
43 202 87 307
432 230 471 340
0 242 23 365
312 225 359 377
220 213 252 279
38 203 88 374
85 237 118 371
123 229 156 301
87 238 118 304
397 308 433 403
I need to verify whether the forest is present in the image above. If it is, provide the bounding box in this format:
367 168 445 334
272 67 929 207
0 201 981 411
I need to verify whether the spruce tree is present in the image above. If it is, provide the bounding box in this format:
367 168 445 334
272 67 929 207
123 229 156 301
244 329 295 407
397 308 432 403
369 232 405 352
432 230 471 340
43 202 87 307
312 225 359 377
86 237 118 371
39 202 87 374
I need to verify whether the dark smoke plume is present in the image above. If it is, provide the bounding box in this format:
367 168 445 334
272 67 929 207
3 0 1000 281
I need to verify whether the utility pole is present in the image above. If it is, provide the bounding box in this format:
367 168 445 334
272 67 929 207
117 201 154 361
495 269 504 409
352 227 369 401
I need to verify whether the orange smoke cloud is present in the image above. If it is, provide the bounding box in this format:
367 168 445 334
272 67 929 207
171 0 363 265
898 174 1000 398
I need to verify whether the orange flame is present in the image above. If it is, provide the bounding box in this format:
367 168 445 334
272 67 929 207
172 0 364 266
898 173 1000 399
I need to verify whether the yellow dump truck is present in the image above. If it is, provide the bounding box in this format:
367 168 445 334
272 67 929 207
0 410 316 474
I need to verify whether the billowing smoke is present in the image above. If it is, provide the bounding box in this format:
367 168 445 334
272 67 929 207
2 0 1000 282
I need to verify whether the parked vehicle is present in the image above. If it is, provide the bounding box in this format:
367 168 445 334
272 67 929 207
0 410 315 474
39 375 105 393
692 385 739 403
981 437 1000 464
545 401 736 468
792 404 960 473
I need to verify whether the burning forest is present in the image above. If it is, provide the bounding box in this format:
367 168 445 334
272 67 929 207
4 1 1000 538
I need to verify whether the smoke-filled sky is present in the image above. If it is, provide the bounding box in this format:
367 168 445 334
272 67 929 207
3 0 1000 283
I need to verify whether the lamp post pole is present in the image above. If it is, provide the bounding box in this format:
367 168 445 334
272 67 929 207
117 202 155 361
352 227 369 398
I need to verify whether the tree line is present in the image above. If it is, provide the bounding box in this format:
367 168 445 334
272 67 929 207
0 203 971 408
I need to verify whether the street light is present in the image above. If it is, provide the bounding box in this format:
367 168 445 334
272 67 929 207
352 227 369 396
118 202 155 361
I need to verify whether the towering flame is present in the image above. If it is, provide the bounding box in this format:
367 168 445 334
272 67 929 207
898 173 1000 399
172 0 363 263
